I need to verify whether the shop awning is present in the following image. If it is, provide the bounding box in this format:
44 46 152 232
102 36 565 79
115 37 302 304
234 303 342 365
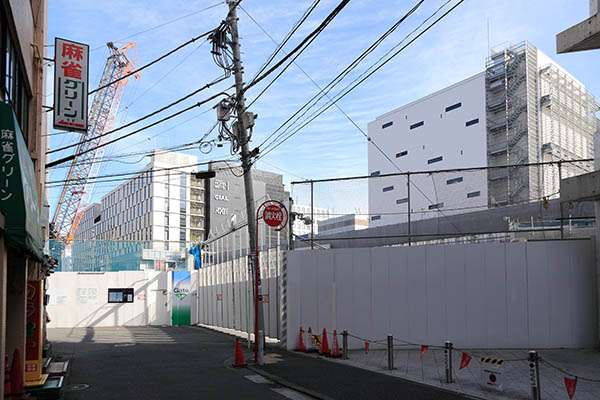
0 102 43 261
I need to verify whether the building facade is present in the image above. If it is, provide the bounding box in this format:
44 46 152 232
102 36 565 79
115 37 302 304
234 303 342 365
291 203 331 238
72 151 205 271
317 214 368 236
0 1 49 395
368 41 598 227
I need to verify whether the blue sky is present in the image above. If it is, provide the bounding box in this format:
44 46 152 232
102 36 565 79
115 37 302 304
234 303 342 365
46 0 600 214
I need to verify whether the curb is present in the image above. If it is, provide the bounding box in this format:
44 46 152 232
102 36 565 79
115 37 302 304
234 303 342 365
246 364 335 400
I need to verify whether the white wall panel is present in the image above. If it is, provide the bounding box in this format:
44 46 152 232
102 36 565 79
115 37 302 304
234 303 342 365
484 243 508 347
444 245 467 344
505 242 528 347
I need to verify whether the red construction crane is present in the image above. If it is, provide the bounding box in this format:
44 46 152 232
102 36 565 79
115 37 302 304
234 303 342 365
52 42 140 242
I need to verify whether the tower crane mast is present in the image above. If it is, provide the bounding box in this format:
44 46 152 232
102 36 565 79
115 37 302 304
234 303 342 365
52 42 140 242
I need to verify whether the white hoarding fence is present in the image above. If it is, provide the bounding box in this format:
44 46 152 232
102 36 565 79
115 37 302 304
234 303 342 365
54 38 89 132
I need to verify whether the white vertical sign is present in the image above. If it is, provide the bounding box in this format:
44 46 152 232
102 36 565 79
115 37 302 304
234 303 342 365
53 38 89 132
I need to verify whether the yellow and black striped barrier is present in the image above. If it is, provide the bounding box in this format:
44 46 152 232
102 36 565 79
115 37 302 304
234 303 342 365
480 357 504 366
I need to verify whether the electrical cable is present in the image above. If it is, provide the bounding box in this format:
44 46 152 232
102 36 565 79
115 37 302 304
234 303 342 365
243 0 350 94
255 0 425 150
46 90 232 169
47 76 231 155
245 0 320 85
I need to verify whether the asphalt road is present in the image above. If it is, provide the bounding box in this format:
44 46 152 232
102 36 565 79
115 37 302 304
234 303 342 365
48 326 472 400
48 326 302 400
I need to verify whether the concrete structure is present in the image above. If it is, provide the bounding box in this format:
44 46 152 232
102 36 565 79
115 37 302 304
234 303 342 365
557 0 600 53
368 41 598 228
317 214 368 236
0 1 49 396
286 240 598 350
291 203 330 238
72 151 205 271
206 161 285 246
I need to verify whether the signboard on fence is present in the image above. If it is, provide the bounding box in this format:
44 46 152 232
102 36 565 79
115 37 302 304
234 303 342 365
171 271 191 325
480 358 504 391
53 38 89 132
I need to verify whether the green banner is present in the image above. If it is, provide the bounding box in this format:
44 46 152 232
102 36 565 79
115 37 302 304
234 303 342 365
171 270 191 325
0 103 43 261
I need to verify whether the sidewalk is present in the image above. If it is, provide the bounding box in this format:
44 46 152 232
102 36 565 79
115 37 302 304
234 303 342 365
254 347 475 400
319 346 600 400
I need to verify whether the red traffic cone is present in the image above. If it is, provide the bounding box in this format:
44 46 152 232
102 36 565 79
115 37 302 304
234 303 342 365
296 326 306 352
9 348 24 397
305 327 316 353
329 330 341 358
4 354 11 396
320 328 330 355
233 337 247 368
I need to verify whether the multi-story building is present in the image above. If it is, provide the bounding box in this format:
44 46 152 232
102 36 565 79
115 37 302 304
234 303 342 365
206 161 285 247
0 1 49 394
291 204 331 238
317 214 369 236
72 151 206 270
368 41 598 227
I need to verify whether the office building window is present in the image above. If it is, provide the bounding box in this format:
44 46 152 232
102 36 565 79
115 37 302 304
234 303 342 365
467 191 481 198
446 177 463 185
429 203 444 210
465 118 479 127
383 186 394 192
396 150 408 158
370 170 381 177
428 156 443 164
382 121 393 129
396 198 408 204
371 215 381 221
445 102 462 112
410 121 424 130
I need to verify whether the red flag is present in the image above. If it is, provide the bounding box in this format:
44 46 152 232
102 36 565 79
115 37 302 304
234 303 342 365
365 342 369 354
420 345 429 358
459 352 472 370
564 377 577 399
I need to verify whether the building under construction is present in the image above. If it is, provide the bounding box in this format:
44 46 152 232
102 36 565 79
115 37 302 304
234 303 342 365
368 40 599 227
486 41 597 206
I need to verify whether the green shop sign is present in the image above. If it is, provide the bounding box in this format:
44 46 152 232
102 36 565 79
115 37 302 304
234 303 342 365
0 103 43 261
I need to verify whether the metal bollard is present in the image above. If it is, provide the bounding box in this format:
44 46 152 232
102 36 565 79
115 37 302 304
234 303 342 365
444 341 453 383
387 335 394 370
342 330 348 360
258 330 264 366
528 351 541 400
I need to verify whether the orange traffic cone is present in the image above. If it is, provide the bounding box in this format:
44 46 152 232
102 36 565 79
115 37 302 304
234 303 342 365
329 330 341 358
4 354 10 397
233 337 247 368
296 326 306 352
9 348 24 398
305 327 316 353
319 328 330 355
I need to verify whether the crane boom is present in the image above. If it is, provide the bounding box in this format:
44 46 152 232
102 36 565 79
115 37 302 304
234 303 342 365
52 42 139 242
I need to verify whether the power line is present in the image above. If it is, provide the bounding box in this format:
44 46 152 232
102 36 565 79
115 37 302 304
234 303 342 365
243 0 351 94
258 0 463 160
47 75 230 155
46 90 232 169
256 0 426 152
245 0 320 85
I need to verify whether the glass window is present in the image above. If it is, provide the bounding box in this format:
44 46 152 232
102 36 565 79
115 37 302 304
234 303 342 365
467 191 481 198
446 177 463 185
370 171 380 177
466 118 479 127
382 186 394 192
429 203 444 210
428 156 443 164
371 215 381 221
410 121 424 130
445 102 461 112
396 198 408 204
396 150 408 158
381 121 393 129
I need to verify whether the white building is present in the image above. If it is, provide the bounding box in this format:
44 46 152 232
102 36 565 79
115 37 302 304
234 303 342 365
291 204 331 238
368 41 597 228
317 214 368 236
72 151 205 270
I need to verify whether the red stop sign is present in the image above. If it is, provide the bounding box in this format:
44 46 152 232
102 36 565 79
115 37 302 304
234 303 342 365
263 204 284 227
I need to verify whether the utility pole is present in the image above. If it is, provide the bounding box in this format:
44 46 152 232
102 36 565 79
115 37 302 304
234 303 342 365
227 0 264 363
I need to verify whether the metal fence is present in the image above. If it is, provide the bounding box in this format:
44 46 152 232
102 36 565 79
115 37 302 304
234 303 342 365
290 159 595 249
